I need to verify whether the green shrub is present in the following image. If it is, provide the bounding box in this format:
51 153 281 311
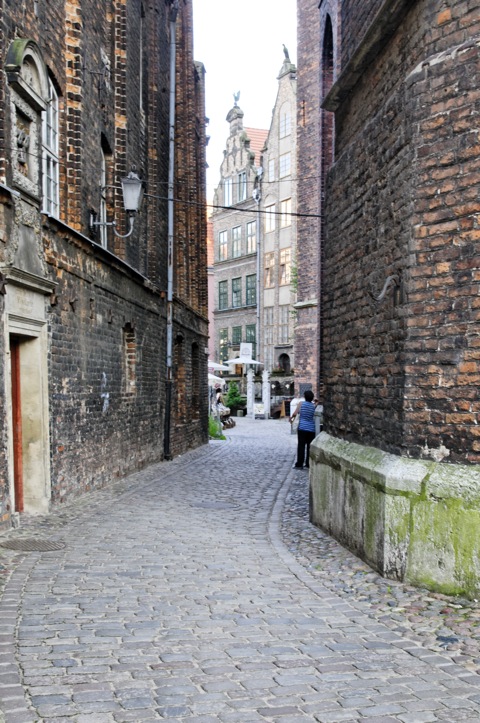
225 382 243 409
209 415 226 440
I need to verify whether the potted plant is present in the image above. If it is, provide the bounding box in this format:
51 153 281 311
225 382 245 415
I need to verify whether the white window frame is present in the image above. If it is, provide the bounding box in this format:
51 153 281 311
224 177 233 206
268 159 275 182
279 248 291 286
42 79 59 217
279 104 291 138
265 204 276 233
280 198 291 228
264 252 275 288
218 230 228 260
246 221 257 254
232 225 242 257
279 305 290 343
237 171 247 202
279 152 291 178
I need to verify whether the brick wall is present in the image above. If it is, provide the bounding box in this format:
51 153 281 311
322 0 480 463
339 0 385 66
296 0 340 398
0 0 208 524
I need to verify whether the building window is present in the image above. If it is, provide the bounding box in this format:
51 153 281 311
265 204 276 233
219 328 228 362
42 79 59 217
99 148 108 248
232 326 242 346
123 324 137 394
280 198 291 228
174 334 186 422
264 307 274 371
232 277 242 307
232 226 241 257
246 274 256 305
218 230 228 260
268 159 275 182
264 252 275 288
279 104 291 138
279 305 290 344
279 352 291 373
218 280 228 310
279 248 291 286
246 221 257 254
224 177 233 206
237 171 247 202
279 152 291 178
246 324 256 359
264 306 274 345
191 343 200 418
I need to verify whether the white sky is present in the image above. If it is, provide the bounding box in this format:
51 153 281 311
192 0 297 201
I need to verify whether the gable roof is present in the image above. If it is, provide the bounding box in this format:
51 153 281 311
245 127 268 166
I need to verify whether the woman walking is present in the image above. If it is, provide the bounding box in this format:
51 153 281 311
289 390 316 469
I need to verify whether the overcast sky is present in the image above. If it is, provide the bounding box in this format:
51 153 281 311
192 0 297 201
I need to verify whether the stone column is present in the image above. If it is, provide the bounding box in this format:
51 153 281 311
262 370 270 419
247 368 254 419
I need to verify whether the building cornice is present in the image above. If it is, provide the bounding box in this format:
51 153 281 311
323 0 414 112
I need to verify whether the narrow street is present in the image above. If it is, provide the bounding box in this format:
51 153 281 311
0 418 479 722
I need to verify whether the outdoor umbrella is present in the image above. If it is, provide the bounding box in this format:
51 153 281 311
225 356 261 365
208 373 226 386
208 360 230 371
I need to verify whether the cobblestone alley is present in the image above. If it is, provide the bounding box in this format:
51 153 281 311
1 418 480 722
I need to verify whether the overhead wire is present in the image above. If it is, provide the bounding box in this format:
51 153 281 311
7 146 321 219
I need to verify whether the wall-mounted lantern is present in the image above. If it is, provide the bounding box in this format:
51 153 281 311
90 170 144 239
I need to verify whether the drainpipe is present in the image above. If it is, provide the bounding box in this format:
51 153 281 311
164 0 178 460
253 170 262 365
255 196 261 363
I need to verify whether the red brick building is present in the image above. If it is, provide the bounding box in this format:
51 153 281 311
0 0 208 530
300 0 480 594
295 0 340 397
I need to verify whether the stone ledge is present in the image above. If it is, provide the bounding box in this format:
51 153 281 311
310 433 480 597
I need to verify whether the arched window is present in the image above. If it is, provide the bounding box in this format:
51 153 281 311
321 15 335 171
279 103 291 138
279 353 291 374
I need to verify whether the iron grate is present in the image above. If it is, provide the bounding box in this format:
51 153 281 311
0 539 66 552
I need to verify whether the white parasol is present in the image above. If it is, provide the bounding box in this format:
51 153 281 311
208 373 226 387
225 356 261 365
208 360 230 371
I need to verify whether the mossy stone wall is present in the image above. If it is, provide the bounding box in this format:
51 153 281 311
310 433 480 598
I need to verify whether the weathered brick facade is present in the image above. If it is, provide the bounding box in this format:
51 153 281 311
322 0 480 463
305 0 480 593
295 0 341 398
0 0 208 530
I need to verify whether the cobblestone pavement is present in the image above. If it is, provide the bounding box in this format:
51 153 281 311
0 418 480 722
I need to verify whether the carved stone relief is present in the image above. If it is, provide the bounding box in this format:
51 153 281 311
11 93 40 197
6 40 48 200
